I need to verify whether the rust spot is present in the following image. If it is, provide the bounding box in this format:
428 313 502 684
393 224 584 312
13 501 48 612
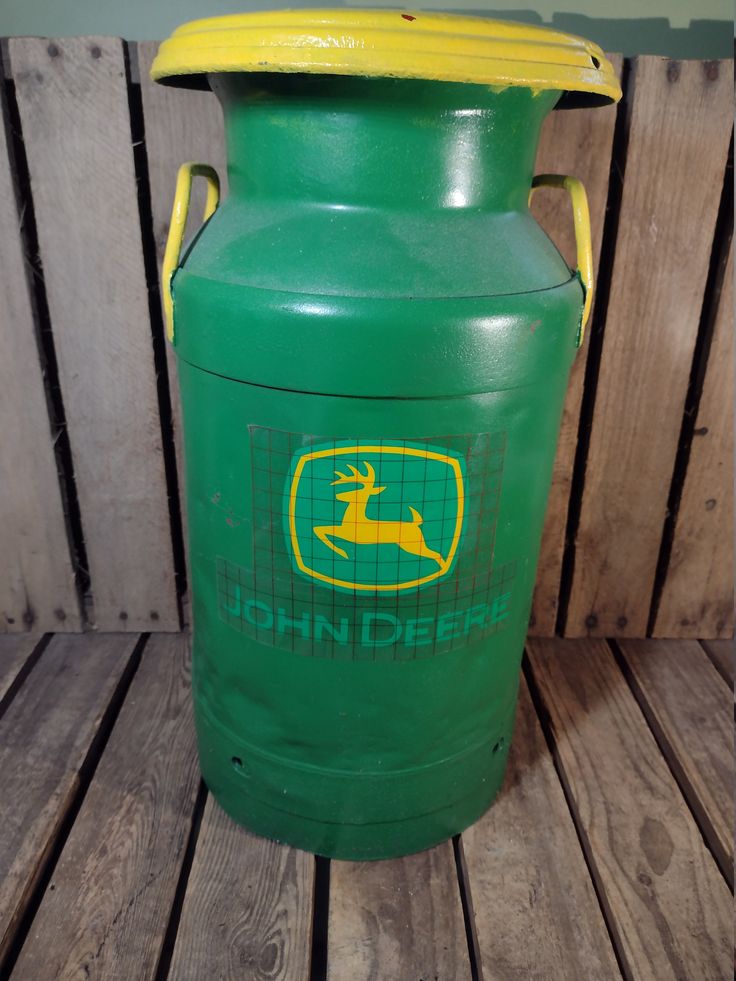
90 45 102 60
226 517 235 527
23 606 36 628
5 616 15 625
585 613 598 629
680 617 690 626
54 608 67 621
401 13 417 21
703 60 719 82
617 615 628 629
705 498 717 510
150 610 159 621
638 871 652 887
693 426 709 436
530 319 542 334
119 610 128 621
666 60 681 83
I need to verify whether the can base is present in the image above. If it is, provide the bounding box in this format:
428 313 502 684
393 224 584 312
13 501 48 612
205 773 507 861
194 700 513 861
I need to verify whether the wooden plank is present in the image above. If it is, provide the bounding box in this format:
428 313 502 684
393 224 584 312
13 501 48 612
137 41 227 613
9 38 178 632
168 797 314 980
565 57 733 637
617 638 733 885
654 245 734 638
461 674 620 980
0 635 43 706
0 632 139 963
701 639 734 686
328 841 470 980
529 54 622 636
527 637 732 979
12 633 200 980
0 58 80 633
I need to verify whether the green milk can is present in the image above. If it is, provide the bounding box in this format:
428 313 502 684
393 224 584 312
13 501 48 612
152 10 620 859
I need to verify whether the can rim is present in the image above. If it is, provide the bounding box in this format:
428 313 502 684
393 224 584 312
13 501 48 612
150 9 622 106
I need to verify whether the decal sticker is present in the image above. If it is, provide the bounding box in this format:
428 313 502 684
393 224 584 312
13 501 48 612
216 429 515 659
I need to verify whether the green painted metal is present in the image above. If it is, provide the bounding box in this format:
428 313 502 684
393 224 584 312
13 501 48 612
171 73 585 859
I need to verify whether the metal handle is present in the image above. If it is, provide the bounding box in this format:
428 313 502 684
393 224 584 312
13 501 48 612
530 174 594 347
162 162 220 343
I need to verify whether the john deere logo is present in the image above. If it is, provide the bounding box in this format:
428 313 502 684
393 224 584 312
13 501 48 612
286 441 466 592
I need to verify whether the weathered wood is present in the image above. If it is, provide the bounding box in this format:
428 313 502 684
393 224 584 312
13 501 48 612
527 637 732 979
530 54 622 636
12 633 199 981
565 57 733 637
617 638 733 885
461 674 620 979
0 634 43 707
328 841 470 980
701 639 734 686
137 41 227 615
9 37 178 631
654 245 734 638
0 60 80 633
0 632 139 963
168 797 314 981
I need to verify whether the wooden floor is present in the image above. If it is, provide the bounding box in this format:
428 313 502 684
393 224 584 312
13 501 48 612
0 633 732 980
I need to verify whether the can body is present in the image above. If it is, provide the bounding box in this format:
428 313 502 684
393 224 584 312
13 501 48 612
172 74 583 858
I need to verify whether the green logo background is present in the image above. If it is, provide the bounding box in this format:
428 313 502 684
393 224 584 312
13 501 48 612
286 441 466 593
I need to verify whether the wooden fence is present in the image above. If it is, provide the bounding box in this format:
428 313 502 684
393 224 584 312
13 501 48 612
0 40 732 639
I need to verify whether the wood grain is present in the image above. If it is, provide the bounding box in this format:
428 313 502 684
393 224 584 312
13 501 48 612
0 632 138 963
0 59 80 633
168 797 314 981
654 245 734 638
0 634 42 706
529 54 622 636
701 639 734 686
9 38 178 632
12 633 199 981
527 637 732 979
565 57 733 637
137 41 227 611
461 674 619 979
617 638 733 885
328 841 470 980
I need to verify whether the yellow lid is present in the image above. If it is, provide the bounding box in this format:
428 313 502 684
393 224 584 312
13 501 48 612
151 9 621 105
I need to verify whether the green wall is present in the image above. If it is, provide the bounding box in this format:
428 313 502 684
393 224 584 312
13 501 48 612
0 0 731 57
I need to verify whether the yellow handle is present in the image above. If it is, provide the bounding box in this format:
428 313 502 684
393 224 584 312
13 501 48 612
530 174 594 347
162 162 220 343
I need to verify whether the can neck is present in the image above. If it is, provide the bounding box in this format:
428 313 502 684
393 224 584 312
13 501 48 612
211 74 559 212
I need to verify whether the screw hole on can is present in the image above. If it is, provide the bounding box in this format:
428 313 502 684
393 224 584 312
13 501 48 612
591 56 601 69
492 738 505 754
231 756 243 769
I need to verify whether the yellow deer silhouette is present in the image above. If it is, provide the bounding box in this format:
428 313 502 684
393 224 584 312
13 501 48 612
313 462 447 569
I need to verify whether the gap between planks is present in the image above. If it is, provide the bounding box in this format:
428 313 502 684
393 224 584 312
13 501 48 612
613 638 733 887
0 632 145 973
526 636 732 980
10 633 200 981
